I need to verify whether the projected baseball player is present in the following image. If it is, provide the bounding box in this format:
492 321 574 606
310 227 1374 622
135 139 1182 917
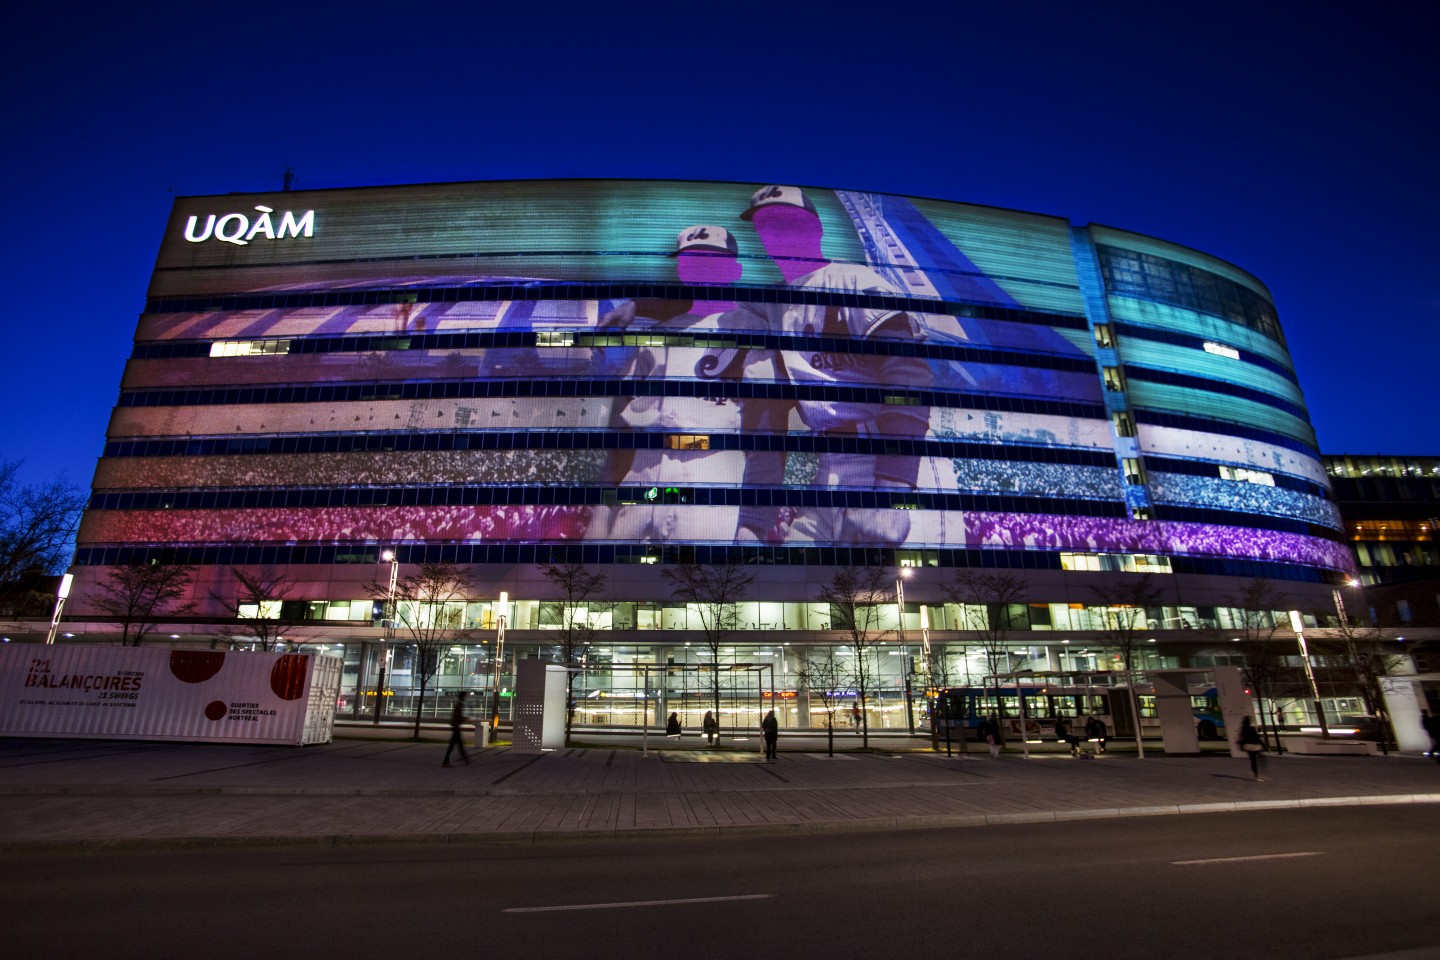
740 185 933 544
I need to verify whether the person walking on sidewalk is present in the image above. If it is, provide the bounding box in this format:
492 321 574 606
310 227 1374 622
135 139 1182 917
1237 715 1266 780
442 691 474 767
761 709 779 760
1421 710 1440 761
1086 714 1108 753
702 710 719 746
982 715 1003 759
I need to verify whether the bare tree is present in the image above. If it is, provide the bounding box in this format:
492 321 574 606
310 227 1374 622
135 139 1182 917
816 566 893 748
538 561 614 742
1089 574 1165 758
1226 578 1301 752
0 461 87 612
213 567 300 652
796 647 855 757
944 570 1028 741
368 562 478 740
90 561 198 646
661 561 755 732
1316 598 1406 751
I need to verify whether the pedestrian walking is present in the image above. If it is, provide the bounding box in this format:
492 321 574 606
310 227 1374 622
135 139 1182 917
851 701 862 732
442 691 473 767
1055 716 1080 756
666 711 682 738
761 709 779 760
1086 714 1108 753
1237 715 1266 780
1422 709 1440 761
982 715 1003 759
702 710 719 746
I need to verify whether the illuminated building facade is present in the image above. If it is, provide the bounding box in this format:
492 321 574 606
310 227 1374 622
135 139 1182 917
61 179 1359 727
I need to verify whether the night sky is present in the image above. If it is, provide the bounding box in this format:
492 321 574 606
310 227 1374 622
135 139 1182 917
4 0 1437 492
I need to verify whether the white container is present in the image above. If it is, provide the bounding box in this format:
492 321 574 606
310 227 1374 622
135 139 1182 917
0 645 342 746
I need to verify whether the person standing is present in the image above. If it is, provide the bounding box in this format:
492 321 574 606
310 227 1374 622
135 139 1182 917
442 691 473 768
761 709 779 760
982 715 1003 759
702 710 719 746
1086 714 1108 753
1421 709 1440 761
1237 715 1266 780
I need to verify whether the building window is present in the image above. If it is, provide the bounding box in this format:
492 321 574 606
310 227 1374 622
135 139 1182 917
664 435 710 450
1219 465 1275 486
209 339 290 357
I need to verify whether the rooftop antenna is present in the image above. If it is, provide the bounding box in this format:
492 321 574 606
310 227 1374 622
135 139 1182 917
280 167 297 191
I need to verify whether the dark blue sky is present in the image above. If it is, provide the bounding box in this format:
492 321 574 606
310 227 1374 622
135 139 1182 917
4 0 1437 490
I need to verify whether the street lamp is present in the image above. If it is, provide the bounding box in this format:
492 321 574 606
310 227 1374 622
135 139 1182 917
489 591 509 738
1289 610 1331 739
373 550 398 725
896 568 915 734
44 574 73 646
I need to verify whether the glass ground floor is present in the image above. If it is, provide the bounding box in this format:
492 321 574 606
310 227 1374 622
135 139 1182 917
297 637 1391 738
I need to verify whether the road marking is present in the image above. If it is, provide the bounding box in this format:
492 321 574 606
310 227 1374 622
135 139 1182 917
1173 851 1324 865
505 894 771 913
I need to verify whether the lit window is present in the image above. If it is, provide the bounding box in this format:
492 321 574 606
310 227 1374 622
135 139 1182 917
1202 341 1241 360
664 435 710 450
209 339 291 357
1219 465 1275 486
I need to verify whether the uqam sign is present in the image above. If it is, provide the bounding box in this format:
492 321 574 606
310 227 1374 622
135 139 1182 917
183 205 315 246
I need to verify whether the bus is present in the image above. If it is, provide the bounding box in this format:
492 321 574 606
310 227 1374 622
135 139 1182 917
935 682 1228 742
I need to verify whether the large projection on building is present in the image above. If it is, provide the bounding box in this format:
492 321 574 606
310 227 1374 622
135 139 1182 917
76 179 1349 584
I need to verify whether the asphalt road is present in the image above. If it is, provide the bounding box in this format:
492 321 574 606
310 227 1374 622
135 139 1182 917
4 807 1437 960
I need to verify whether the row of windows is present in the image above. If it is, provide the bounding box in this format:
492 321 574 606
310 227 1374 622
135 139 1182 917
1132 409 1322 460
1111 322 1298 385
1124 366 1309 422
101 429 1120 468
1143 455 1330 499
1148 504 1344 542
116 375 1107 419
88 484 1129 518
71 541 1332 583
143 281 1094 333
133 328 1096 375
1097 246 1282 343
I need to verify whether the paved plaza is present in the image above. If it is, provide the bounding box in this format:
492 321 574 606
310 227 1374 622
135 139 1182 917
2 734 1437 852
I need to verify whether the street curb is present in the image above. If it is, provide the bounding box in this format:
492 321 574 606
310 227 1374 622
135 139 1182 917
4 793 1438 856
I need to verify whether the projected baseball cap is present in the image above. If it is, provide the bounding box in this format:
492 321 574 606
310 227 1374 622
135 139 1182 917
740 185 817 220
672 224 739 255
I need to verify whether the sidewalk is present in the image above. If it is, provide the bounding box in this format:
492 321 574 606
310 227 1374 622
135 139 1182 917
1 736 1437 852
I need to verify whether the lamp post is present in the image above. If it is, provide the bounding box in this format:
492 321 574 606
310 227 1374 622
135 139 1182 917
489 591 509 738
896 569 915 734
373 550 398 725
1289 610 1331 739
44 574 73 646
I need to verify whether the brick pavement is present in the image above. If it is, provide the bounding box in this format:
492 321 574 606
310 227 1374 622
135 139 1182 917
1 737 1437 852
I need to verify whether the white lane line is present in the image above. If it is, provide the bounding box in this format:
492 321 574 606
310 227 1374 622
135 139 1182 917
1173 851 1324 866
504 894 772 914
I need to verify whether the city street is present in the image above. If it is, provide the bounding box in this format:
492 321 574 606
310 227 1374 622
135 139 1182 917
3 807 1436 959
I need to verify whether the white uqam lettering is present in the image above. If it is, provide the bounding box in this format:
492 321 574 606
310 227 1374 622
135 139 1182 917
245 205 275 241
277 209 314 238
184 214 216 242
184 206 315 245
